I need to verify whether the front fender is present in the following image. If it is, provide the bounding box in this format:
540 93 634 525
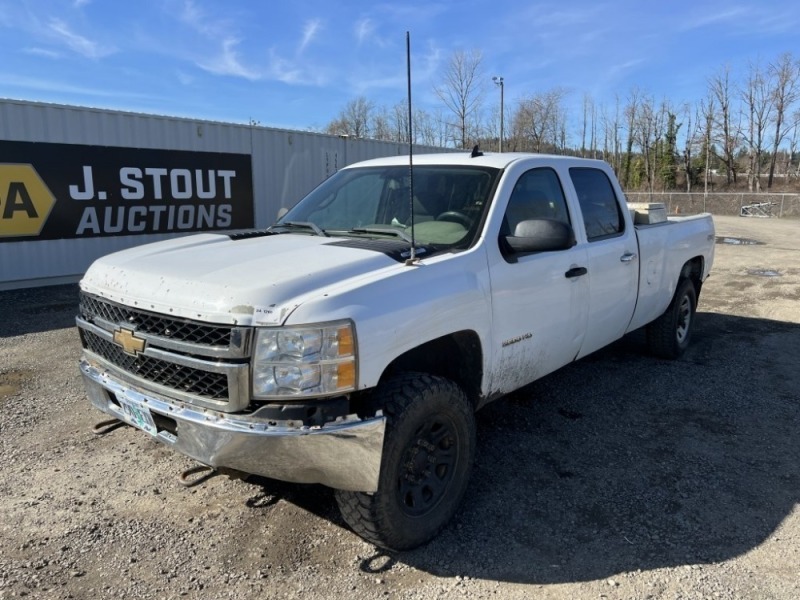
286 248 493 394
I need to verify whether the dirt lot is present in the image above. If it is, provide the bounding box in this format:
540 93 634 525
1 215 798 600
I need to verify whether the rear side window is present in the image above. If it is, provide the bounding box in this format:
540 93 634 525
569 168 624 241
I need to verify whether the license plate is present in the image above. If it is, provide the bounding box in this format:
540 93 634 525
118 393 157 436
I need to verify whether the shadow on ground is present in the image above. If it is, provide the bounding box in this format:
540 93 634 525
0 284 79 337
9 282 795 584
249 311 800 583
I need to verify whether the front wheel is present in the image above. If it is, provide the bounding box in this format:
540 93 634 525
335 373 476 551
646 278 697 359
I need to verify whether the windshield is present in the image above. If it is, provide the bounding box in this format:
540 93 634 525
276 165 501 249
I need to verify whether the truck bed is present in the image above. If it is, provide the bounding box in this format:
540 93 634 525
627 213 715 333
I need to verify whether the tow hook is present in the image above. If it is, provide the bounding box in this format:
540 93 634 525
91 418 125 435
178 464 218 487
177 465 249 488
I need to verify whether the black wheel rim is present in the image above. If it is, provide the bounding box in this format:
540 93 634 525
396 417 459 517
676 293 692 343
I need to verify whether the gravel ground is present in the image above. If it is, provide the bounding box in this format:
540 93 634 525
1 215 799 600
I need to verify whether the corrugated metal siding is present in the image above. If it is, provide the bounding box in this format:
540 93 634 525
0 99 450 289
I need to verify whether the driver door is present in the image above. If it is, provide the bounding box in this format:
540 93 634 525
488 167 589 395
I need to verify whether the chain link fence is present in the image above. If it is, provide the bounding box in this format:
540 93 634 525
624 192 800 219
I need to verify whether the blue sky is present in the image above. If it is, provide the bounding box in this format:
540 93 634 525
0 0 798 138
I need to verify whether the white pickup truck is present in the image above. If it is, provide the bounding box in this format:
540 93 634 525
77 152 714 550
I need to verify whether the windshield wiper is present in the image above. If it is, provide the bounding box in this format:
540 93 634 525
348 227 413 243
271 221 329 237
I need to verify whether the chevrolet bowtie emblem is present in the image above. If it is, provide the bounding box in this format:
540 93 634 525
113 328 146 356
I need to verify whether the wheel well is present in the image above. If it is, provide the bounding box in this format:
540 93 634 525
681 257 704 297
380 331 483 407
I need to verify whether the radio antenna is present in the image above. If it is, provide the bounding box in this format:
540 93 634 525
405 31 418 265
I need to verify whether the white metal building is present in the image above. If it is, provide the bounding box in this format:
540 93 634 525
0 99 445 289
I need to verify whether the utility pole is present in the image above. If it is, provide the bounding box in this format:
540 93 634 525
492 76 504 152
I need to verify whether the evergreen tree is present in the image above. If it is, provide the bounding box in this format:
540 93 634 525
659 113 680 190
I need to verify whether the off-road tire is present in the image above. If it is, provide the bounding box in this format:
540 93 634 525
335 372 476 551
646 278 697 359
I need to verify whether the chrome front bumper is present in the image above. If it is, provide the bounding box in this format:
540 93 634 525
80 358 386 492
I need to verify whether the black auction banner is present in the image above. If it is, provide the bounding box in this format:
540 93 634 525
0 140 254 242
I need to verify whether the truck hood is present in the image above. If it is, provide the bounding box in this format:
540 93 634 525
80 232 400 325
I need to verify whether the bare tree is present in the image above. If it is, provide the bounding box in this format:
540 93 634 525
513 88 567 153
613 96 622 172
631 95 672 192
590 97 598 159
556 103 569 154
635 95 654 190
390 100 410 143
767 53 800 188
429 108 450 148
483 103 501 151
600 104 610 164
741 61 774 192
577 93 598 158
581 93 591 157
325 96 374 138
708 66 741 185
319 49 800 176
790 109 800 178
414 108 447 147
681 102 703 192
324 117 348 137
700 95 716 194
621 89 640 188
434 49 484 149
600 96 622 172
372 106 393 141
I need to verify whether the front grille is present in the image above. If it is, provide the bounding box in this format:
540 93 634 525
79 294 232 347
81 329 229 400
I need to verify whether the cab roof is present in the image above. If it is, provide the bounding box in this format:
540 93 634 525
344 151 610 171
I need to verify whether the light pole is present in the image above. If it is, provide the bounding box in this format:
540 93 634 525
492 76 504 152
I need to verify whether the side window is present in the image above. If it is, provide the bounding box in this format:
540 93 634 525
569 168 624 241
502 168 570 236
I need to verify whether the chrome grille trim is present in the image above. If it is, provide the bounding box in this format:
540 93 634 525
77 291 254 412
77 318 251 413
78 292 252 359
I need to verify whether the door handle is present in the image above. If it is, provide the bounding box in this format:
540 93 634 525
565 267 588 278
620 252 637 263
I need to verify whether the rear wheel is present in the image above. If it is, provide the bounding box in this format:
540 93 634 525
646 278 697 359
335 372 475 551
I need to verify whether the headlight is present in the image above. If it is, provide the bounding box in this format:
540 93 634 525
252 321 357 399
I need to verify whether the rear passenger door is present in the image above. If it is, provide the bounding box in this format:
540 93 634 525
569 167 638 358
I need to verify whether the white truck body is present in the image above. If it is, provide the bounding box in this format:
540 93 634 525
77 152 714 549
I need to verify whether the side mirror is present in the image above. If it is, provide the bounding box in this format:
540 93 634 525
504 219 576 254
276 207 289 220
